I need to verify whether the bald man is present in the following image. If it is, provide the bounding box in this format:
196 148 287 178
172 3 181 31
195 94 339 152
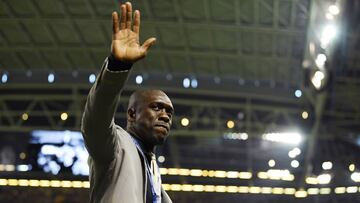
81 2 173 203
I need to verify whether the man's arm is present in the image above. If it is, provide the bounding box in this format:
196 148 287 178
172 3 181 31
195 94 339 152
81 2 156 163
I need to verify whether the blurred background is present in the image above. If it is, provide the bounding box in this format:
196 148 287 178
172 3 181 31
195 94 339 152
0 0 360 202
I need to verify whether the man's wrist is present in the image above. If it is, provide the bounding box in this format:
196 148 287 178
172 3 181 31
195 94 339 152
107 54 133 71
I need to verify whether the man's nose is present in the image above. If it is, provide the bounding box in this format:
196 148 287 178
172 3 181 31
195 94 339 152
158 111 170 123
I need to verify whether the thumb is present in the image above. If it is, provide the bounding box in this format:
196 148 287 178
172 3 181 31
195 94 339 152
141 37 156 52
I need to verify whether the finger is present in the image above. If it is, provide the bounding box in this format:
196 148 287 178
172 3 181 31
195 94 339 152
126 2 132 29
120 4 126 29
112 12 119 34
133 10 140 34
141 37 156 52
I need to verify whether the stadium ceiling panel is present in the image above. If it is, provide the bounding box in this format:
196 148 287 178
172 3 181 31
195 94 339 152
1 0 359 137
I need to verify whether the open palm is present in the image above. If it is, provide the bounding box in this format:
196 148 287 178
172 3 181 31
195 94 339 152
111 2 156 62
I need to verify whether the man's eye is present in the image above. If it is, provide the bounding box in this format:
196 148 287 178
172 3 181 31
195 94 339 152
152 105 160 110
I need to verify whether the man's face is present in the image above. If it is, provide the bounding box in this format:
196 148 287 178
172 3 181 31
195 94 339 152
132 91 174 146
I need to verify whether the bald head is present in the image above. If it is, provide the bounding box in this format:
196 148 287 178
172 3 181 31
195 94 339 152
126 89 174 151
127 89 168 111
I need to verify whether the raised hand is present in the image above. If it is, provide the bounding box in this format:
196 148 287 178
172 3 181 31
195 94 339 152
111 2 156 62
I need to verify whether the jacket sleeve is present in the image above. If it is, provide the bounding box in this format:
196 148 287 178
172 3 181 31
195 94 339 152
81 57 131 164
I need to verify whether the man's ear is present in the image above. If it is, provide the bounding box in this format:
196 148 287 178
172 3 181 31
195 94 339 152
127 108 136 122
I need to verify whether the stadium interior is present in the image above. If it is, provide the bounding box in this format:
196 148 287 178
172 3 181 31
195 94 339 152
0 0 360 202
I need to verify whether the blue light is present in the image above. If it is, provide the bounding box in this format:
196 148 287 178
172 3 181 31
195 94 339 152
183 78 190 88
17 164 32 172
89 74 96 84
48 160 61 175
37 156 47 166
191 78 198 88
1 73 8 83
135 75 143 84
48 73 55 83
295 90 302 98
31 130 89 176
31 130 83 144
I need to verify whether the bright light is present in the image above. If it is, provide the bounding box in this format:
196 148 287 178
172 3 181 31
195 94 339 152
257 172 268 179
190 169 202 177
293 148 301 155
307 188 319 195
48 73 55 83
239 172 252 179
349 164 355 172
158 156 165 163
291 160 299 168
214 170 227 178
226 171 238 178
257 170 294 181
22 113 29 121
249 186 261 194
191 79 198 88
17 165 31 172
314 71 325 80
1 73 8 83
317 173 331 184
334 187 346 194
288 151 297 158
326 13 334 20
135 75 143 84
226 120 235 129
288 147 301 158
272 187 284 194
224 132 248 140
329 5 340 15
183 78 190 88
319 188 331 194
322 161 333 170
346 186 358 193
284 188 296 195
260 187 271 194
60 113 68 121
295 90 302 98
192 185 204 192
267 169 292 180
240 133 248 140
268 160 276 167
181 118 190 126
262 132 302 145
295 190 307 198
178 169 190 176
321 24 337 49
302 111 309 119
306 177 318 185
311 70 325 89
315 54 327 69
351 172 360 182
89 74 96 84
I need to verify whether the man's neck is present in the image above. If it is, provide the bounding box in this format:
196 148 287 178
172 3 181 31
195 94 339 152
127 130 155 153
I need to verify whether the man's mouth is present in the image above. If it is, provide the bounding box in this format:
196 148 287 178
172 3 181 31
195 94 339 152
154 124 169 132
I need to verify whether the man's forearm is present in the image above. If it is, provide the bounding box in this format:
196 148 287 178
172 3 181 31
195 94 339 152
81 57 131 161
